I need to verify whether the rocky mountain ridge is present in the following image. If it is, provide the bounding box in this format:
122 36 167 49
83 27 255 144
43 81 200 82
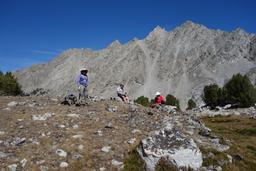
14 21 256 109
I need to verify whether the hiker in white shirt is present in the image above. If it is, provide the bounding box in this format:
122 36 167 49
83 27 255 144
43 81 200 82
116 84 128 102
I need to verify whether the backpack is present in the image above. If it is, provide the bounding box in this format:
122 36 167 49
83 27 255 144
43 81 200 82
61 94 77 105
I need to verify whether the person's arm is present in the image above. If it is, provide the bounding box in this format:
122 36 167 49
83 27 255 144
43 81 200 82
84 76 88 87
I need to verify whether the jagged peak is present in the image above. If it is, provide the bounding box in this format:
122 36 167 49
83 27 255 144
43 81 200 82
146 25 167 40
61 48 91 54
232 28 246 35
132 37 139 41
81 48 93 51
182 20 198 26
153 25 165 32
150 25 167 34
107 40 122 48
178 20 206 30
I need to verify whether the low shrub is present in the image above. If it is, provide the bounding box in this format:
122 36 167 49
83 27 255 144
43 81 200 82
165 94 180 110
202 84 221 109
134 96 150 107
123 148 144 171
187 98 196 110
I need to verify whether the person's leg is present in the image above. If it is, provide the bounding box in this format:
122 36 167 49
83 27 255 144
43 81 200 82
124 95 129 102
83 86 88 100
78 87 82 100
117 93 125 101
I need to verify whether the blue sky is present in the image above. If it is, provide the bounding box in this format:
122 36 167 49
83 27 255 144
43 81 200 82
0 0 255 72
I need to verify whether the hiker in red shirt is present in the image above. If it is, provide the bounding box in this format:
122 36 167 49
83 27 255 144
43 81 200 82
155 92 165 105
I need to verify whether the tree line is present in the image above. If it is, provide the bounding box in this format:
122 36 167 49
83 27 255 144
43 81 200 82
1 70 256 110
135 73 256 110
0 71 22 96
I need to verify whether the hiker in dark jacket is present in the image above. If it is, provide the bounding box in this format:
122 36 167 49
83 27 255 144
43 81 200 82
76 69 88 100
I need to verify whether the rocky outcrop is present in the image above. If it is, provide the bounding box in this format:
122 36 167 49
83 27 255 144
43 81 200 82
138 111 230 170
139 127 202 170
192 105 256 119
14 21 256 109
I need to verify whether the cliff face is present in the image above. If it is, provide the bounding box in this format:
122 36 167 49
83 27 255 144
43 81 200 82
15 21 256 108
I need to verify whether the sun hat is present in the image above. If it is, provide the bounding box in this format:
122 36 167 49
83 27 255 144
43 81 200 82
155 92 161 96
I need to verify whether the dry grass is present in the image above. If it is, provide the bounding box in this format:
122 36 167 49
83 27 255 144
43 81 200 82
155 158 179 171
202 115 256 170
123 146 145 171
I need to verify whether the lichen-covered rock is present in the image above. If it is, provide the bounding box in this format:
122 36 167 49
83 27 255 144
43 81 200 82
59 162 69 168
7 101 18 107
56 149 67 157
32 112 54 121
138 127 202 170
8 164 17 171
101 146 111 153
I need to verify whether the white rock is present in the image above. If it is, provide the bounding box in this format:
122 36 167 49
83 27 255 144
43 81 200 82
8 164 17 171
51 98 58 102
40 165 49 171
107 105 118 112
11 137 26 146
0 131 5 135
31 139 40 145
162 105 177 113
59 124 66 128
36 160 45 165
127 138 136 144
72 134 83 139
227 154 232 163
7 101 18 107
78 145 84 150
215 166 222 171
3 107 11 111
66 113 80 118
20 158 27 167
28 103 36 107
111 159 123 166
223 104 232 109
32 112 53 121
101 146 111 153
132 129 142 134
73 153 83 159
0 151 12 158
95 130 103 136
72 124 79 129
56 149 67 157
19 102 26 105
139 123 203 171
234 111 240 115
201 167 207 171
59 162 69 168
99 167 106 171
